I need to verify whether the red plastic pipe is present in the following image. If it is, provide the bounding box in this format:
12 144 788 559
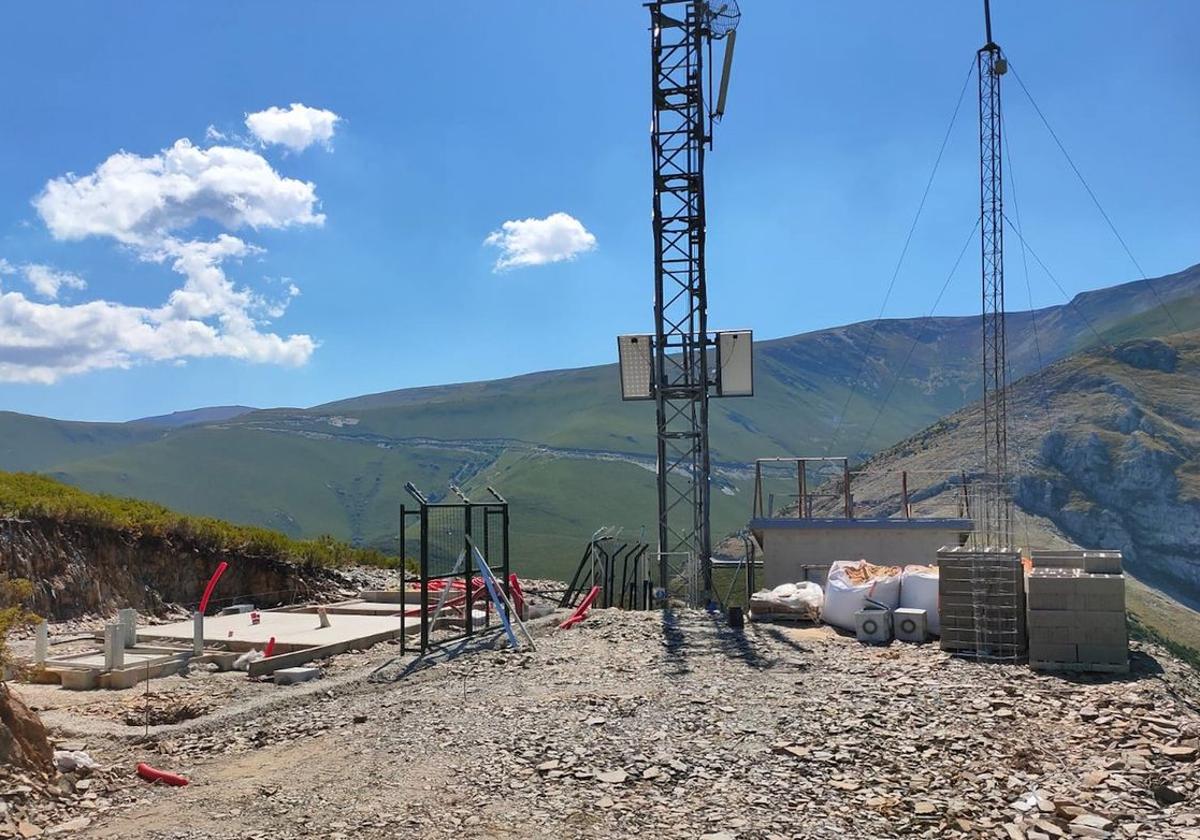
264 636 276 657
198 561 229 614
137 763 189 787
559 585 600 630
508 573 526 618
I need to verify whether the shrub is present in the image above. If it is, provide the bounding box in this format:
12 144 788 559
0 577 39 677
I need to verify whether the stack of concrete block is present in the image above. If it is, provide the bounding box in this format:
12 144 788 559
1029 550 1122 575
1027 550 1128 673
937 546 1027 662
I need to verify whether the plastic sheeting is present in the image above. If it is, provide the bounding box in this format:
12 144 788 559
750 581 824 621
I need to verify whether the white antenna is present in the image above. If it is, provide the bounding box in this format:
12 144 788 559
714 29 737 121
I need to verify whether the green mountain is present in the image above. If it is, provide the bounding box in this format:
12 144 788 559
0 411 164 473
129 405 257 428
3 263 1200 578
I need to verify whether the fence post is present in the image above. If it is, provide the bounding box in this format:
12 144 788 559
843 459 853 519
799 461 807 519
400 504 407 656
420 503 429 654
463 502 474 638
501 502 511 609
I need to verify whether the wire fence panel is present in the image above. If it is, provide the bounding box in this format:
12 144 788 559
399 485 510 658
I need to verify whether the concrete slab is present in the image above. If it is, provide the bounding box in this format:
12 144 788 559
293 601 410 616
138 611 418 652
52 651 173 669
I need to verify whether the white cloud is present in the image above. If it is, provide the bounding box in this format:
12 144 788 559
34 138 323 247
484 212 597 272
0 126 328 384
245 103 340 152
21 264 86 299
0 235 314 384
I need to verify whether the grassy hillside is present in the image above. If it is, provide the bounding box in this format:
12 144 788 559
3 263 1199 579
46 427 481 549
0 411 163 472
0 471 393 568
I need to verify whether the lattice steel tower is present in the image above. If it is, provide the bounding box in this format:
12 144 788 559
648 1 739 596
978 0 1012 546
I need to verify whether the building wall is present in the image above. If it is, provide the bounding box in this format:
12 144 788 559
760 525 969 588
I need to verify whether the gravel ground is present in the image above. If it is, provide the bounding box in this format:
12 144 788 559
8 608 1200 840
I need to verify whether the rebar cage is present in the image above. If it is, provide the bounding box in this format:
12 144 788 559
400 483 511 656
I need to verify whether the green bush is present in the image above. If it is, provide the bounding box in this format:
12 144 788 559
0 577 39 676
0 472 398 569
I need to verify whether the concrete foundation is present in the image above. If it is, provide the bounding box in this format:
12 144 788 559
44 646 190 690
139 607 419 677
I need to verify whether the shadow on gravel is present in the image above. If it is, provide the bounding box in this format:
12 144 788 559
659 608 782 674
704 612 775 670
1030 649 1165 687
369 631 508 683
756 624 812 659
660 608 691 677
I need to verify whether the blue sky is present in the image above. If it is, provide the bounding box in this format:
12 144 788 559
0 1 1197 421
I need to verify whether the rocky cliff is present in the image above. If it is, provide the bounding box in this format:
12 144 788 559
853 333 1200 608
0 516 346 621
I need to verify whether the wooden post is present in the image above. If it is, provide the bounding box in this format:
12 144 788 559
843 459 852 519
798 460 807 519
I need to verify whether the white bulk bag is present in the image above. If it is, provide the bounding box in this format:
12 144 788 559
820 560 901 632
900 565 940 635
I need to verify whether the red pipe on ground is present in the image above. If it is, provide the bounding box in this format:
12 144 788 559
508 573 526 618
137 763 189 787
264 636 276 657
559 585 601 630
198 561 229 614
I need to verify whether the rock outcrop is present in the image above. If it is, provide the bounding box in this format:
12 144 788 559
0 686 51 775
850 332 1200 606
0 517 344 620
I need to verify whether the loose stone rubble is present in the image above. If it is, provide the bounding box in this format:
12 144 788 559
6 608 1200 839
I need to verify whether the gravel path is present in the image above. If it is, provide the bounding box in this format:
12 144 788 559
14 608 1200 839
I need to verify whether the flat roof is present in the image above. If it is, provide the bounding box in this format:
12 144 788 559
750 517 973 531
